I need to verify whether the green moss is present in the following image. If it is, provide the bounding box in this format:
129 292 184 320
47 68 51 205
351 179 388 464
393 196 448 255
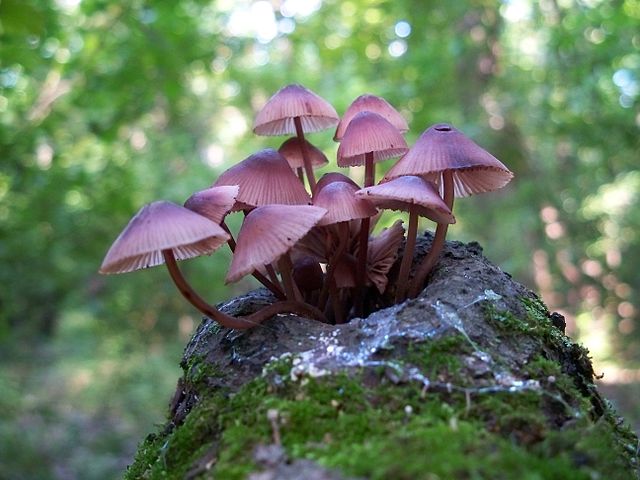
405 335 471 382
127 333 638 479
184 356 223 391
484 296 577 359
125 395 224 479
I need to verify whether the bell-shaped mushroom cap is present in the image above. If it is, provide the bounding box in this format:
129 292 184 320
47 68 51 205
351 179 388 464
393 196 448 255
213 148 311 208
226 204 327 283
99 201 230 274
278 137 328 170
183 185 239 224
367 219 405 293
357 176 455 225
337 111 409 167
253 84 339 136
384 123 513 197
314 172 359 195
313 180 378 226
334 94 408 141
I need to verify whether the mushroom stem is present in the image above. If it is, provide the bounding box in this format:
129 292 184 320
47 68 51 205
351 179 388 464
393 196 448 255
364 153 375 188
277 253 303 303
265 263 282 290
293 116 317 191
221 220 286 300
318 222 349 312
408 170 455 298
395 206 418 303
329 278 345 324
354 152 375 315
163 249 326 328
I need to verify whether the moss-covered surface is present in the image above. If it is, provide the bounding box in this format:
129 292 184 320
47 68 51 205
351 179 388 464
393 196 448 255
126 321 639 478
125 238 639 479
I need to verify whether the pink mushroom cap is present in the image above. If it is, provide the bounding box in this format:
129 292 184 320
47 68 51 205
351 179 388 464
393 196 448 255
226 204 327 283
278 137 329 170
213 148 311 208
334 93 408 141
184 185 239 224
253 84 339 136
357 176 455 225
337 111 408 167
100 201 230 274
313 180 378 226
384 123 513 198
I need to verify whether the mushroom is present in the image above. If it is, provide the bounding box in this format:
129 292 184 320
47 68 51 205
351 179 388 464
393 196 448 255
278 137 328 184
313 174 378 322
357 176 455 301
213 148 311 209
334 93 408 142
337 111 409 187
313 171 360 196
384 123 513 297
212 148 312 293
183 185 239 225
253 84 339 191
337 111 408 309
226 204 328 306
99 201 324 329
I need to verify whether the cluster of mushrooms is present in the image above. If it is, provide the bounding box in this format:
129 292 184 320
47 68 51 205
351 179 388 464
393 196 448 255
100 84 513 329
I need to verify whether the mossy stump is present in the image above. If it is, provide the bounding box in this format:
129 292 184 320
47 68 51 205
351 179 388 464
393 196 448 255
126 233 640 479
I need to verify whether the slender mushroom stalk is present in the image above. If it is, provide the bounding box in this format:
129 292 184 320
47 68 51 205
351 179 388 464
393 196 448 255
356 152 376 294
294 116 317 191
277 252 303 303
317 222 350 312
163 249 325 328
409 170 454 298
395 205 419 302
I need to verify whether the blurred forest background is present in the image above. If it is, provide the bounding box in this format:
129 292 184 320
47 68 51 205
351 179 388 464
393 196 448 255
1 0 638 478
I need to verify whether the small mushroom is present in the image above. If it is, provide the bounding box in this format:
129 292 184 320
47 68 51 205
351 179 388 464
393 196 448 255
253 84 339 191
184 183 284 299
226 205 327 304
183 185 239 225
313 176 378 322
337 111 408 308
213 148 311 209
357 176 454 301
278 137 329 183
334 93 408 142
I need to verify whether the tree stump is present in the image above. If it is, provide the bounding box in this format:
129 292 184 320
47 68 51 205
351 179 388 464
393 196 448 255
125 233 640 479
